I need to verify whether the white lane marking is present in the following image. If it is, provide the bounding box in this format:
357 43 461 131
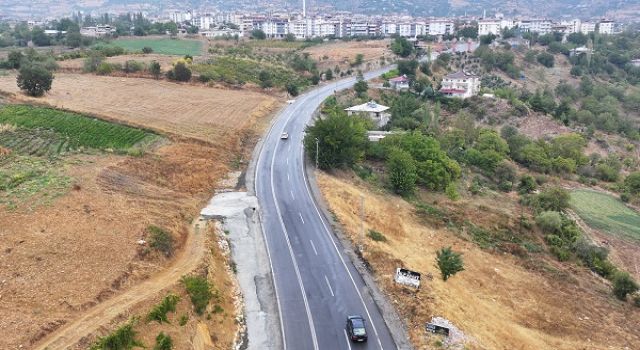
324 275 335 297
287 173 290 181
301 155 386 350
310 239 318 255
287 157 289 165
299 212 305 224
290 190 295 200
344 329 353 350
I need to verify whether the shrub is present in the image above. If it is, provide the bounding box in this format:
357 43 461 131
633 293 640 308
445 183 460 200
148 226 174 257
96 62 113 75
436 246 464 281
146 293 180 324
286 82 299 96
178 314 188 326
168 61 192 82
517 175 537 194
142 46 153 54
16 63 53 97
386 147 417 195
153 332 172 350
90 319 143 350
537 52 555 68
535 187 570 212
367 229 387 242
149 61 161 79
124 60 144 73
182 275 212 315
536 211 562 233
612 271 639 300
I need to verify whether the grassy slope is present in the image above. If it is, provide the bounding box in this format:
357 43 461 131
570 189 640 241
111 38 203 56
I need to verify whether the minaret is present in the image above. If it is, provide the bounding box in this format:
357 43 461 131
303 0 306 18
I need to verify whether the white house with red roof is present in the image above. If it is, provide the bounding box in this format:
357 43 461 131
439 70 480 99
389 74 410 90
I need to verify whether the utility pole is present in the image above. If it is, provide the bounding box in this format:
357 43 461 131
315 137 319 168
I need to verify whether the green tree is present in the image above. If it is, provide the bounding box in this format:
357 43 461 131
303 108 368 169
258 70 273 88
352 53 364 66
536 211 563 233
537 52 555 68
324 68 333 80
391 37 414 57
142 46 153 54
153 332 173 350
65 32 82 48
149 61 161 79
624 172 640 195
397 59 418 78
517 175 537 194
386 147 417 195
286 82 299 96
612 271 639 301
16 63 53 97
457 26 478 39
31 27 51 46
436 247 465 281
536 187 570 212
353 79 368 97
7 50 23 69
182 276 212 315
251 29 266 40
169 62 191 82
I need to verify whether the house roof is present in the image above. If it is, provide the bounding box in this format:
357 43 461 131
345 100 390 113
444 71 478 80
389 74 410 83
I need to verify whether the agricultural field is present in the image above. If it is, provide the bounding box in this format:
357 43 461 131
57 54 180 72
0 105 156 153
0 73 279 144
570 189 640 241
107 37 203 56
303 39 392 71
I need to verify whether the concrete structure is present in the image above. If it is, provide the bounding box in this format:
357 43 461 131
426 19 454 35
367 131 396 142
478 19 501 36
518 19 553 34
560 19 581 33
345 100 390 127
440 71 480 99
631 59 640 67
581 22 596 34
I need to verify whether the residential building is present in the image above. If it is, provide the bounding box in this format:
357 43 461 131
426 20 454 35
560 19 581 33
389 75 410 90
518 19 553 34
193 15 214 30
439 71 480 99
345 101 390 127
598 20 615 34
581 22 596 34
478 19 501 36
80 25 116 37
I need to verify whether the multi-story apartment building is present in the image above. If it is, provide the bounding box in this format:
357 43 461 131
518 19 553 34
580 22 596 34
560 19 581 33
440 71 481 99
598 20 615 34
425 20 454 35
478 19 501 36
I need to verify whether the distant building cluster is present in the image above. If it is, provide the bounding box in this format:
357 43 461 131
478 16 617 36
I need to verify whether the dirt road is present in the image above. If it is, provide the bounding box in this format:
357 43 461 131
34 220 208 350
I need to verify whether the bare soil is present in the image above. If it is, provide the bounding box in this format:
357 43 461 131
304 40 393 71
317 171 640 350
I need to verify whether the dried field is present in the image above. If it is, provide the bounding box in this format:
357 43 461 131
0 73 279 144
0 73 279 348
57 54 181 72
317 171 640 350
303 40 392 70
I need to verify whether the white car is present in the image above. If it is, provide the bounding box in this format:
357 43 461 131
280 132 289 140
286 99 296 104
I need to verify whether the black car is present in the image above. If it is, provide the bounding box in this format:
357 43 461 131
346 315 368 342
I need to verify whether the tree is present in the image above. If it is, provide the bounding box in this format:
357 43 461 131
537 52 555 68
536 211 563 233
391 37 414 57
612 272 639 301
142 46 153 54
286 82 299 96
324 68 333 80
517 175 537 194
436 247 464 281
251 29 266 40
386 147 417 195
31 27 51 46
16 63 53 97
149 61 161 79
624 172 640 195
353 79 368 97
258 70 273 88
65 32 82 48
284 33 296 42
536 187 570 212
303 108 368 170
397 59 418 78
352 53 364 67
7 50 23 69
457 26 478 39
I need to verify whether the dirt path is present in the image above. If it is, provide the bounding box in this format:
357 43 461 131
34 219 208 350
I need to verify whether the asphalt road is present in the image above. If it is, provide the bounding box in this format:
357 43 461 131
255 67 398 350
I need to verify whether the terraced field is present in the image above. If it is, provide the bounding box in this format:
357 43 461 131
570 189 640 241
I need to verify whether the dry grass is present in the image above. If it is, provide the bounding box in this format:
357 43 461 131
304 40 392 71
0 73 279 144
317 171 640 350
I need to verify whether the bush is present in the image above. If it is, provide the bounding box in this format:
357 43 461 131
436 246 464 281
536 211 562 233
537 52 555 68
445 183 460 200
124 60 145 73
169 61 192 82
633 293 640 308
96 62 113 75
367 230 387 242
517 175 537 194
146 293 180 324
153 332 172 350
178 314 188 326
90 319 143 350
386 147 417 195
612 271 639 301
286 82 299 96
142 46 153 54
535 187 570 212
16 63 54 97
182 275 212 315
148 226 174 257
149 61 161 79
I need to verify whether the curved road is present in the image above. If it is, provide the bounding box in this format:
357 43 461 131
255 67 397 350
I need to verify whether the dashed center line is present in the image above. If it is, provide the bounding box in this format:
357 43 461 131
324 275 335 297
290 190 295 200
298 212 305 224
309 240 318 255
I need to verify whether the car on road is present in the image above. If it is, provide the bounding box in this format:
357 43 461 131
280 132 289 140
346 315 368 342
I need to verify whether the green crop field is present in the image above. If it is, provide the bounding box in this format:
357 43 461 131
110 38 203 56
0 105 155 154
570 189 640 241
